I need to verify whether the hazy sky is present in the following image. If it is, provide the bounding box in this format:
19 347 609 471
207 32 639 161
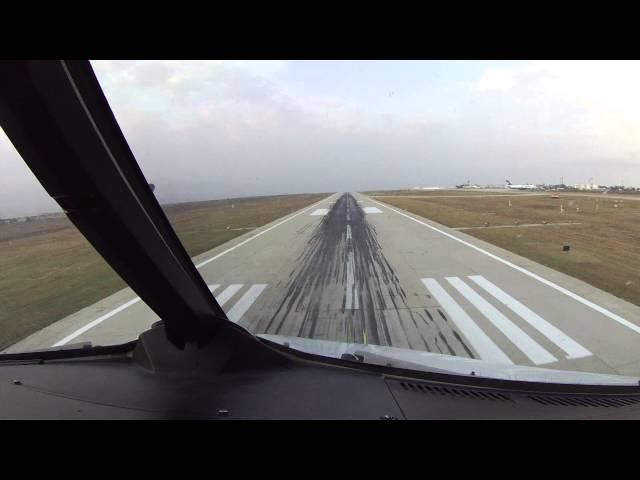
2 60 640 217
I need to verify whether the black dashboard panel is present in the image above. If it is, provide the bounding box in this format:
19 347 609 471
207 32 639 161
0 357 402 420
2 325 640 420
384 377 640 420
0 326 402 420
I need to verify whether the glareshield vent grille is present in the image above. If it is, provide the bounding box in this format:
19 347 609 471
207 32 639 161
399 381 513 402
398 381 640 408
527 395 640 408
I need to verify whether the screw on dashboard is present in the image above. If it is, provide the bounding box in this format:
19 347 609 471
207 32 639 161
380 414 397 420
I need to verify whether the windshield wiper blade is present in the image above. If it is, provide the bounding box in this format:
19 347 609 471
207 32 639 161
258 334 640 386
0 340 136 362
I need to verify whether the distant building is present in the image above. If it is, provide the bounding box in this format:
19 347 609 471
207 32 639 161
572 183 600 191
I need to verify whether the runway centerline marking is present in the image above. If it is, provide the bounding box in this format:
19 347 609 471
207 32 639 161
367 195 640 336
446 277 556 365
345 252 359 310
468 275 591 359
421 278 512 364
50 195 336 347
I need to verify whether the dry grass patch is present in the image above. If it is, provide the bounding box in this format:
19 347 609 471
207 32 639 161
378 194 640 306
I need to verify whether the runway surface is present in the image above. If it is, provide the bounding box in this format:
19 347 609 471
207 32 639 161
8 192 640 376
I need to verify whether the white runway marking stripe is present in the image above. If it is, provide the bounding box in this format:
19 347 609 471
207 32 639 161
446 277 557 365
363 207 382 214
310 209 329 216
421 278 513 364
346 224 352 240
208 284 220 293
469 275 591 360
52 298 141 347
227 284 268 323
215 284 243 306
345 252 359 309
367 196 640 336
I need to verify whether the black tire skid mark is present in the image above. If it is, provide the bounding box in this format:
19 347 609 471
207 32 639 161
264 194 349 338
259 193 478 358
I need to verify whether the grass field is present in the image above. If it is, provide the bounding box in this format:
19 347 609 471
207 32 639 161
0 193 328 349
374 192 640 307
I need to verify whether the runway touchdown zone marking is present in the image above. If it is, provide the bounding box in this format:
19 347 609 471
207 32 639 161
421 275 592 366
468 275 591 360
53 283 269 348
446 277 556 365
310 209 330 216
421 278 512 364
227 284 268 323
363 207 382 214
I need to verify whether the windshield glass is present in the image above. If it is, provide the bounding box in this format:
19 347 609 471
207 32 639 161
3 60 640 382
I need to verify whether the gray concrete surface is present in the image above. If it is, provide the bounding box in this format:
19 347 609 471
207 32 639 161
7 192 640 377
